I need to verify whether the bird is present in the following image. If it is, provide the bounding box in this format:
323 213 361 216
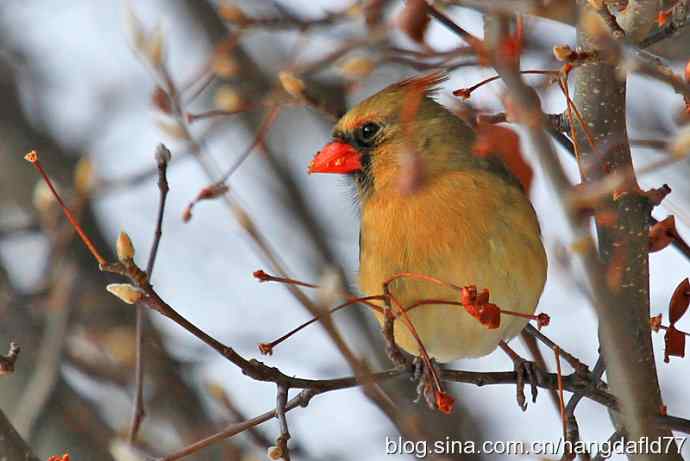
308 73 547 365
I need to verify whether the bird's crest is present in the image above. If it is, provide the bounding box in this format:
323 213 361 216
389 71 448 97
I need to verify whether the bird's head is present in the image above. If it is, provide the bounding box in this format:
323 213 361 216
308 72 476 198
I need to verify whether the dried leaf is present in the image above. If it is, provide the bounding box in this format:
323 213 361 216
473 124 533 193
461 286 499 328
47 454 70 461
669 278 690 324
664 325 686 363
537 313 550 328
478 303 501 329
435 390 455 414
258 343 274 355
198 183 229 200
397 0 430 43
649 216 676 253
658 9 672 27
151 86 172 113
452 87 472 99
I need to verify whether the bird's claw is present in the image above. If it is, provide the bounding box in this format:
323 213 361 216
412 356 441 410
513 358 540 411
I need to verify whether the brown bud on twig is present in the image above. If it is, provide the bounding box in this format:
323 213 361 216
106 283 145 304
339 56 376 80
214 85 244 112
124 3 146 53
258 343 274 355
278 71 305 99
253 270 271 282
267 445 284 460
212 54 240 78
74 157 94 195
145 24 165 67
199 184 229 200
152 86 172 113
116 231 135 261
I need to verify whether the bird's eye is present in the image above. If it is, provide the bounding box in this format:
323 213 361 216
356 122 381 146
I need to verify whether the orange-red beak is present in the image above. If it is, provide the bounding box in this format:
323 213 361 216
308 141 362 174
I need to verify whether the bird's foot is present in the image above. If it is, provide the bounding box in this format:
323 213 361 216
381 308 414 370
499 340 541 411
412 356 442 411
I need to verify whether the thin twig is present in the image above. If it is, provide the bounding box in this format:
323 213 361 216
562 355 605 461
592 431 623 461
524 324 587 373
274 384 291 461
128 144 171 442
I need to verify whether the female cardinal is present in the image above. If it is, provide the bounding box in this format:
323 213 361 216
309 73 547 363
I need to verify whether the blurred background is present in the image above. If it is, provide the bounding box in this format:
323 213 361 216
1 1 689 460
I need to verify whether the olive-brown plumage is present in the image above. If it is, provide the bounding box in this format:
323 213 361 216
310 74 547 362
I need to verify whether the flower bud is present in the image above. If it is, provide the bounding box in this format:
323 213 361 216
266 446 283 460
106 283 145 304
339 56 376 79
74 157 94 195
278 71 305 99
116 231 135 261
213 54 240 78
214 85 244 112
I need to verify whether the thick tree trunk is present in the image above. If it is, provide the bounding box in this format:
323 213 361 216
573 2 679 459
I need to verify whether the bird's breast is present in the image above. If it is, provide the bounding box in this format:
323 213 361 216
358 169 547 362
